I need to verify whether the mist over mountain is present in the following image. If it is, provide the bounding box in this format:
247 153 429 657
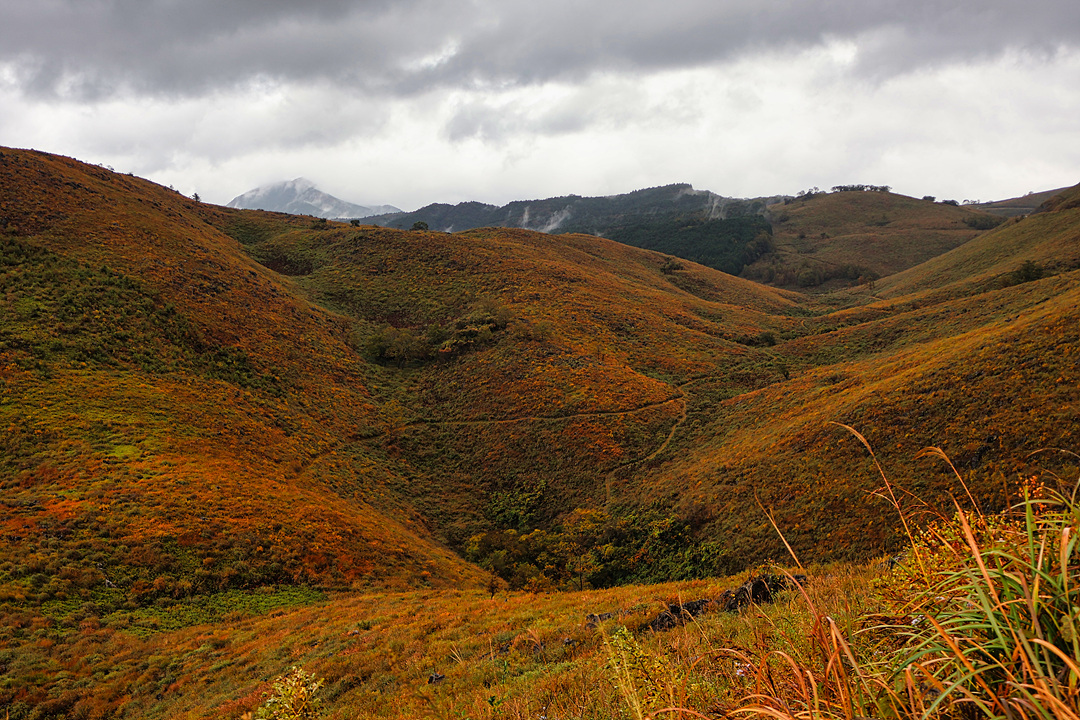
367 183 788 234
226 177 401 219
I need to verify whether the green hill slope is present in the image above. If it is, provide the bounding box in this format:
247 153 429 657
744 190 1003 289
878 182 1080 297
975 185 1070 217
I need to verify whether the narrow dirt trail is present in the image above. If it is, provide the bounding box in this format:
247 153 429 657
395 393 684 430
635 389 689 462
358 373 717 482
603 376 704 474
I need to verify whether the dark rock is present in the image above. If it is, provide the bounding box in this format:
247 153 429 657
427 671 445 685
722 574 804 612
642 574 807 633
647 598 714 632
586 612 615 627
482 643 510 660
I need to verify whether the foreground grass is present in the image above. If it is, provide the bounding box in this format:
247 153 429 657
600 458 1080 720
4 460 1076 720
0 566 878 719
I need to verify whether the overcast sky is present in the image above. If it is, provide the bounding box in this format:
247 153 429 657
2 1 1078 210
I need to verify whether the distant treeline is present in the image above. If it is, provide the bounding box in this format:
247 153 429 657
830 184 891 193
788 184 892 202
367 183 784 236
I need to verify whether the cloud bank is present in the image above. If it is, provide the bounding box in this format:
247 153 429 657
1 1 1078 208
4 0 1078 98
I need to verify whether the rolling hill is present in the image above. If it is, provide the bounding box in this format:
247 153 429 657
368 185 1018 294
742 189 1006 289
877 182 1080 297
0 149 483 599
975 186 1071 217
1 147 1078 718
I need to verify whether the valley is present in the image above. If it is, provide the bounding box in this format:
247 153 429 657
0 147 1077 719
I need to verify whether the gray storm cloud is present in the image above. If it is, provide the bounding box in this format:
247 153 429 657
3 0 1079 100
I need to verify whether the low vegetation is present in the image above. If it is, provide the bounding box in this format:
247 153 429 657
598 479 1076 720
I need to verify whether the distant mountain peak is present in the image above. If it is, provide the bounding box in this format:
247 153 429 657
226 179 400 219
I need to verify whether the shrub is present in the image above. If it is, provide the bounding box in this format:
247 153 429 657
796 267 822 287
254 666 325 720
964 215 1006 230
363 300 511 365
1008 259 1044 285
659 258 683 274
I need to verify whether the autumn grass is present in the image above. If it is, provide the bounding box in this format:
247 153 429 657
886 477 1080 719
3 574 780 719
601 449 1080 720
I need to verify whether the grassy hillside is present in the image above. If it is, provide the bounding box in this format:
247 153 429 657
2 147 1079 718
208 210 801 554
0 149 486 605
744 190 1003 289
3 146 1077 589
975 185 1070 216
878 183 1080 297
0 563 883 719
7 490 1076 719
197 172 1079 587
0 147 806 604
645 186 1078 567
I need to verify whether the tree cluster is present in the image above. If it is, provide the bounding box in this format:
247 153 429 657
744 259 876 288
830 184 891 193
607 215 772 277
1005 259 1044 286
963 215 1006 231
793 187 824 200
363 301 512 366
465 505 730 592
